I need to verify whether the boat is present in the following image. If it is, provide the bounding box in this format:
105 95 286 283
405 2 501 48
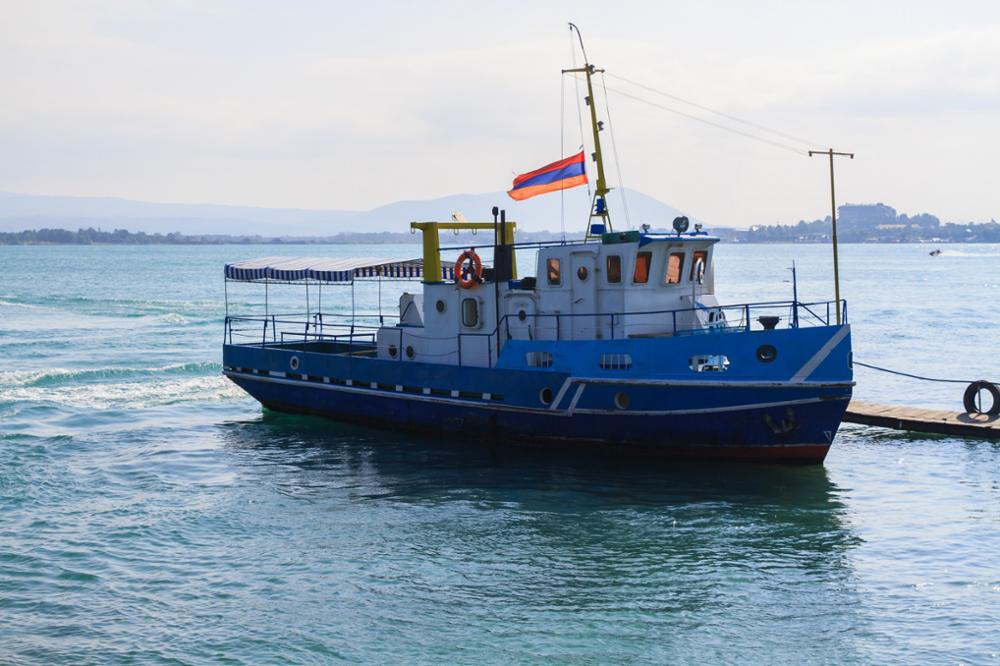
929 249 942 256
221 28 854 463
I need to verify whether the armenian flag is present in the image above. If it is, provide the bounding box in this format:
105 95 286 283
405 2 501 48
507 151 588 201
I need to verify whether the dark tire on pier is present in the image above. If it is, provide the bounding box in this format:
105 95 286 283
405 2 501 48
963 381 1000 416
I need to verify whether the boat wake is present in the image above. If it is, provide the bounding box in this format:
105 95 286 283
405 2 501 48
0 362 222 388
936 249 1000 257
0 373 245 412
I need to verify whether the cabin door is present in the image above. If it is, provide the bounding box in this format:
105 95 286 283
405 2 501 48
570 251 598 339
504 293 537 341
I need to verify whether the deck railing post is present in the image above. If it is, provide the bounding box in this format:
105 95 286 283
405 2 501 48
745 304 751 332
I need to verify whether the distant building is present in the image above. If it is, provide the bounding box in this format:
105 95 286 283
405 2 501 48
838 203 897 230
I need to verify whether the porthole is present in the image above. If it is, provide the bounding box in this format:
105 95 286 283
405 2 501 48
406 345 415 359
577 265 589 281
289 355 300 370
756 344 777 363
518 309 526 321
615 391 630 409
388 345 398 358
539 387 554 405
436 299 446 313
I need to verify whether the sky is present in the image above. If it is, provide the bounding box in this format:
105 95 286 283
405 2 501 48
2 0 999 229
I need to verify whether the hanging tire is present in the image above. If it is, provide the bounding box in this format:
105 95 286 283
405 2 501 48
962 380 1000 416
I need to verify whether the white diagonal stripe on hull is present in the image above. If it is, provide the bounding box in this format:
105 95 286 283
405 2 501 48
790 325 850 383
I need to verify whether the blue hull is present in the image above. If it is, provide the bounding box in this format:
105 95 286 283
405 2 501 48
223 324 853 463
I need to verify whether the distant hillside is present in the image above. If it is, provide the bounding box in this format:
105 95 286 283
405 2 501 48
0 189 692 236
0 192 358 236
731 203 1000 243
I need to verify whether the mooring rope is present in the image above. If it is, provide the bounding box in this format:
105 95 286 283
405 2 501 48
854 361 974 385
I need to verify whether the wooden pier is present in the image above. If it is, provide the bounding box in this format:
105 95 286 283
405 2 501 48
844 401 1000 440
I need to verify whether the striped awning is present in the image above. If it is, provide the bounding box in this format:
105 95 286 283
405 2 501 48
224 256 455 283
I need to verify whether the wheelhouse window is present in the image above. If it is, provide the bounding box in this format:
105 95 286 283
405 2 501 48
633 252 652 284
547 258 561 285
690 250 708 284
606 255 622 283
665 252 685 285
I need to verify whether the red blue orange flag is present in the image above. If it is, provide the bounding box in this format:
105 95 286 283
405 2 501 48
507 151 588 201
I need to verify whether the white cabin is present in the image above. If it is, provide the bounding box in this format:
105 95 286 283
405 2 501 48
375 232 722 367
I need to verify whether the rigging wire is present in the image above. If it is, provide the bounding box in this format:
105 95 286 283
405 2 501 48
600 72 631 229
560 72 566 242
602 83 809 156
605 71 824 150
570 32 591 197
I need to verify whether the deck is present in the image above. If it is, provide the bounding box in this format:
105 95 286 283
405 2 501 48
845 401 1000 440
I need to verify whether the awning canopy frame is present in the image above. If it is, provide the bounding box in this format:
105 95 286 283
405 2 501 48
224 256 456 284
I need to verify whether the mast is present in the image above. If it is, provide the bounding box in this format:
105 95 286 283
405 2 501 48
563 23 611 239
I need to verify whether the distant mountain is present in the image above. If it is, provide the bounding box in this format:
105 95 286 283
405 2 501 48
0 192 357 236
347 189 691 233
0 189 693 236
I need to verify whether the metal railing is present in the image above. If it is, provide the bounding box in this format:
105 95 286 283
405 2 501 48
224 299 846 367
224 312 387 348
499 298 846 341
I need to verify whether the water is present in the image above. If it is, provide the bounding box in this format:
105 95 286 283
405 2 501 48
1 243 998 664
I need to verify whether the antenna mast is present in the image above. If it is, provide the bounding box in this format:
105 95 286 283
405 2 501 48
563 23 611 239
808 148 854 325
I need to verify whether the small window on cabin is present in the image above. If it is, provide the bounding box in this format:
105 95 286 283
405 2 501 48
689 354 730 372
547 258 561 285
665 252 685 285
526 351 554 368
461 298 479 328
691 250 708 284
600 353 633 370
606 255 622 283
633 252 652 284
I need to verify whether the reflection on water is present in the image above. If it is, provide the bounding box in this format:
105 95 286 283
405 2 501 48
223 410 851 510
216 411 867 663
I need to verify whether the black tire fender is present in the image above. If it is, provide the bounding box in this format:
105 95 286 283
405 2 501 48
963 380 1000 416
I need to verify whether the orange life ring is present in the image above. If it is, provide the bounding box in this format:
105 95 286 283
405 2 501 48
455 249 483 289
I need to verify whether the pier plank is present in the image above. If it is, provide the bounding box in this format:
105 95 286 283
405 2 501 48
845 401 1000 439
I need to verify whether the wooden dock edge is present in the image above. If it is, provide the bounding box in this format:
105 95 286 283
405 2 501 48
844 401 1000 440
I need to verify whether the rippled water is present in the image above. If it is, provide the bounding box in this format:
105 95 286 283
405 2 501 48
1 243 998 664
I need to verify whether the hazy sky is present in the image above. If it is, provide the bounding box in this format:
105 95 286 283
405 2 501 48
3 1 999 228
